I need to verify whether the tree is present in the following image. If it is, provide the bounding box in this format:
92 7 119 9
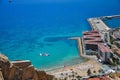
87 69 92 76
60 73 64 79
93 70 96 73
76 75 81 79
72 74 75 79
110 36 114 44
65 73 68 77
64 77 67 80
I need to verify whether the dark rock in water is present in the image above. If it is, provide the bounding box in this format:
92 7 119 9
44 36 69 42
46 43 54 46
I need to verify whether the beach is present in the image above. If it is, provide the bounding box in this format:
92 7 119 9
47 59 102 79
1 0 120 70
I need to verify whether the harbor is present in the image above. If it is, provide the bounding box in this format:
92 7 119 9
87 17 110 31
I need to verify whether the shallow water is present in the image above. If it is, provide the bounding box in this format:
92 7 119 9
0 0 120 69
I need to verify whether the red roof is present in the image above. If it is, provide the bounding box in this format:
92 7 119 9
83 30 112 53
84 38 102 41
83 30 98 33
83 34 100 37
84 40 102 45
88 76 111 80
83 31 99 35
83 31 103 45
83 35 101 39
98 44 112 53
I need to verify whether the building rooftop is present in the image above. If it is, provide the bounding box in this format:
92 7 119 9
88 76 111 80
83 30 103 44
83 34 100 38
84 41 102 45
111 28 120 39
83 30 112 54
83 31 99 35
116 51 120 55
84 39 102 42
98 44 112 53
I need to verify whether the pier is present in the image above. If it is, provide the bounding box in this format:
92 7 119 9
68 37 96 59
68 37 84 57
101 15 120 20
87 17 111 43
87 18 110 31
87 15 120 44
88 15 120 31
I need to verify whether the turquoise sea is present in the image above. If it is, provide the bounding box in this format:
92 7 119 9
0 0 120 70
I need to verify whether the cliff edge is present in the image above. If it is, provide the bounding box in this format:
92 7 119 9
0 53 55 80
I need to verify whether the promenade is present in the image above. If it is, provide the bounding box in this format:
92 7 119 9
87 17 111 43
88 18 110 31
87 15 120 31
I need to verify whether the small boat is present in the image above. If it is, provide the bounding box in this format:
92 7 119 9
39 53 50 56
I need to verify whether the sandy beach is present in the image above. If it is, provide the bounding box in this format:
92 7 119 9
47 59 102 79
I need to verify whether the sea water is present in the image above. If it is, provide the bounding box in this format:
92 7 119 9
0 0 120 70
104 18 120 28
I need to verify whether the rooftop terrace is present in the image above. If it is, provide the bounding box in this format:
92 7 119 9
98 44 112 53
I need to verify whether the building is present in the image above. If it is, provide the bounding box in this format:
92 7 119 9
112 45 120 57
98 44 112 62
83 31 103 54
110 28 120 40
83 30 112 62
88 76 111 80
103 31 110 44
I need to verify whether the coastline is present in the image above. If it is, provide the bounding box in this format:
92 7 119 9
45 58 89 72
47 14 120 79
47 59 102 78
46 37 101 78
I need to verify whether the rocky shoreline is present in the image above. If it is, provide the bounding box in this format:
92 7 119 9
0 53 56 80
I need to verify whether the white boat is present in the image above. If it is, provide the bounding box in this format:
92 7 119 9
39 53 50 56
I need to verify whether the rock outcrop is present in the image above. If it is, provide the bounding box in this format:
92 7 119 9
36 70 54 80
0 53 55 80
0 70 4 80
0 54 11 80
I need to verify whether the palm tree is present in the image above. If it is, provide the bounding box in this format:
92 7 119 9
64 77 67 80
87 68 92 76
75 72 77 75
60 73 64 79
65 73 68 77
68 75 72 79
72 74 75 79
72 71 74 74
93 70 96 73
76 75 81 80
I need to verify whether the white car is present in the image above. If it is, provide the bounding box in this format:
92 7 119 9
98 59 102 63
105 69 115 74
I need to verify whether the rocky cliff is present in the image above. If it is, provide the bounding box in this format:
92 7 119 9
0 53 55 80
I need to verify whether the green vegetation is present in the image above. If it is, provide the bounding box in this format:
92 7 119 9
110 55 119 66
87 68 92 76
76 75 82 80
93 70 96 73
110 36 114 44
98 69 104 73
109 73 120 79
